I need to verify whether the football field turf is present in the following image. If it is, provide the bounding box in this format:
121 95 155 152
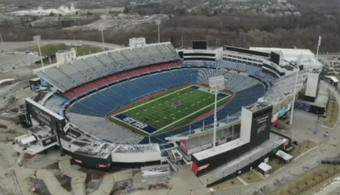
111 85 230 135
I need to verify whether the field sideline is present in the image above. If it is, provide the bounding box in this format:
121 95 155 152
110 85 230 135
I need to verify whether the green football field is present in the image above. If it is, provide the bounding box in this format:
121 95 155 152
111 85 230 135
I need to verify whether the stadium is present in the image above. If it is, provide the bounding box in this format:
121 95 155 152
17 37 322 186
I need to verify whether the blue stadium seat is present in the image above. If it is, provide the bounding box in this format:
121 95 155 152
68 67 271 143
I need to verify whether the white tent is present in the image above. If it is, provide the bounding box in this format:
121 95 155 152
18 136 36 147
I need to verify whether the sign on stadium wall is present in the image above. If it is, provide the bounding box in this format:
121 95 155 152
250 106 272 146
25 98 66 135
191 162 210 174
180 140 188 153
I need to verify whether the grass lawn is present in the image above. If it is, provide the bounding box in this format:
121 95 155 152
291 140 317 159
212 177 244 190
238 170 264 184
267 158 286 173
323 93 339 128
111 85 230 135
270 166 340 195
21 44 102 56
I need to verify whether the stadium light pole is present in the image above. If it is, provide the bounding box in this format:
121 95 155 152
213 89 218 147
209 76 225 149
289 67 299 125
156 19 161 43
33 35 44 67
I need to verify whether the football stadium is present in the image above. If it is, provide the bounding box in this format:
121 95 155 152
17 37 323 186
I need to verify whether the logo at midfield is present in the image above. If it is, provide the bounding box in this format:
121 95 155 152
257 123 266 134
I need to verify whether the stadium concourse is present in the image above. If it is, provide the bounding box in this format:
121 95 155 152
16 38 314 186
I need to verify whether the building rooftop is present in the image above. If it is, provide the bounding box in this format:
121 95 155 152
249 47 323 69
245 100 272 112
74 141 116 159
113 144 160 153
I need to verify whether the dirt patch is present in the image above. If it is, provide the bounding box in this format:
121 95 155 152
238 170 264 184
323 93 339 128
212 177 244 190
0 123 7 129
83 169 106 194
267 158 285 173
291 140 317 159
270 166 340 195
54 172 72 192
44 162 59 170
29 177 51 195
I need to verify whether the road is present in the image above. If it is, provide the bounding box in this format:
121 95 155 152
0 40 123 52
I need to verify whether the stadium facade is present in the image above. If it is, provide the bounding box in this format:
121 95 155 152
17 38 322 185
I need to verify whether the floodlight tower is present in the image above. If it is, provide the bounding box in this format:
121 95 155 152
155 19 161 43
209 76 225 148
33 35 44 67
289 54 306 125
289 67 299 125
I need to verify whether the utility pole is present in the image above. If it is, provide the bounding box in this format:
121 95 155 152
156 19 161 43
73 35 77 55
99 25 105 51
316 35 321 58
0 32 4 47
101 29 105 51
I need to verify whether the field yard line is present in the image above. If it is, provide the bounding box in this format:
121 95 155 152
153 96 228 134
119 85 192 113
237 177 248 185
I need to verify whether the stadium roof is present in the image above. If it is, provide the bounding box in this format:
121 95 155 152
249 47 323 71
33 42 179 92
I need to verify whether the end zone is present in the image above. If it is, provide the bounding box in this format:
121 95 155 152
112 113 158 135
